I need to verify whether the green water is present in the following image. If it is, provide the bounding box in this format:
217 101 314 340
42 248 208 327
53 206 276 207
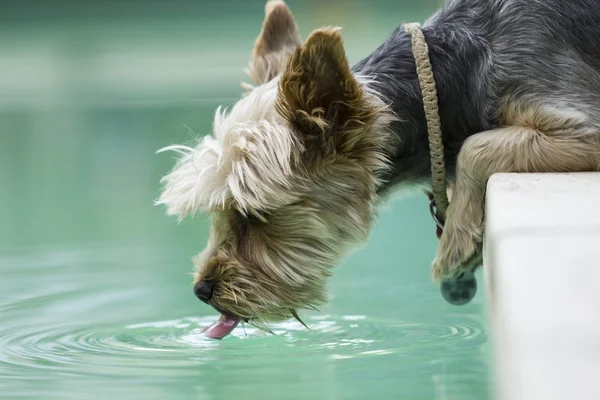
0 1 490 399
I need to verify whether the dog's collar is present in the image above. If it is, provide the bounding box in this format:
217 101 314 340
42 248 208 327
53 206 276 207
404 22 449 233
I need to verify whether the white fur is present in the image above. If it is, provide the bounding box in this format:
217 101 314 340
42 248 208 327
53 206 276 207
156 78 300 219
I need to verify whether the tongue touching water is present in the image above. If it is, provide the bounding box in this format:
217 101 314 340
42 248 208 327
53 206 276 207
0 2 491 398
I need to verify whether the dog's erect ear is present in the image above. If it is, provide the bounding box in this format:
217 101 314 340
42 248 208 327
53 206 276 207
276 28 378 157
246 0 302 85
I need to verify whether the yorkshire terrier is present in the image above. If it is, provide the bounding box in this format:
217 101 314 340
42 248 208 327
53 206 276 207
157 0 600 338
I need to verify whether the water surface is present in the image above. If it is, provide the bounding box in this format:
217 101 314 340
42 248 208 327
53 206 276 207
0 2 490 399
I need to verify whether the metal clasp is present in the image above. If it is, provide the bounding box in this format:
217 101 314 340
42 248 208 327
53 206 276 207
428 197 444 230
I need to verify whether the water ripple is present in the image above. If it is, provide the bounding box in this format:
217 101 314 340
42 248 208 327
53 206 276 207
0 313 486 378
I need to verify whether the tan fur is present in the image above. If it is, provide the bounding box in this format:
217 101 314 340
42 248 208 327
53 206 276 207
158 3 394 323
432 103 600 280
276 28 389 169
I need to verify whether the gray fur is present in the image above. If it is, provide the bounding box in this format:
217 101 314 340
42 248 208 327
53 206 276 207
353 0 600 192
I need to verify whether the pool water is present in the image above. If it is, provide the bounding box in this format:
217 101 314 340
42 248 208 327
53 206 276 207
0 1 491 399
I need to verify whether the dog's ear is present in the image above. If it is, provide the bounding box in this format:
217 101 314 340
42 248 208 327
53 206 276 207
276 28 378 158
246 0 302 85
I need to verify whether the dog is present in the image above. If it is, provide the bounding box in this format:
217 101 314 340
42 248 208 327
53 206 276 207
157 0 600 338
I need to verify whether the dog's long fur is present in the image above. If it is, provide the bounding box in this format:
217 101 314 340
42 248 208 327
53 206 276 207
158 0 600 323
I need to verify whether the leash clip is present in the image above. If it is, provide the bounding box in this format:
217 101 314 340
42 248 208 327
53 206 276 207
426 191 445 238
429 196 445 230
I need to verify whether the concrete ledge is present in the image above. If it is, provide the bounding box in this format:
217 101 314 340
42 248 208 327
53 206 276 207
485 173 600 400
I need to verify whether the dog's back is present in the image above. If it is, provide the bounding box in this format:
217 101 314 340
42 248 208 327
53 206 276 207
431 0 600 125
495 0 600 120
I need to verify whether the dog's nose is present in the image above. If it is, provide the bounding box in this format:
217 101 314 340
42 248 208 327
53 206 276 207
194 280 215 303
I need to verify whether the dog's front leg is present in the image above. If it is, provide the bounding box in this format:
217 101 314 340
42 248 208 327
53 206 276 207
431 134 486 281
431 123 600 280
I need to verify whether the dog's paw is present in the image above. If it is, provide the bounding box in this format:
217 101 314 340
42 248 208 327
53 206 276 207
431 228 482 281
440 269 478 305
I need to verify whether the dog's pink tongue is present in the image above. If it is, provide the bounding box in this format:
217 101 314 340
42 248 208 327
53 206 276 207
202 315 239 339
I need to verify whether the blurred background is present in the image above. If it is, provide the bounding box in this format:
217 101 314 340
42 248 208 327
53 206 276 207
0 1 490 399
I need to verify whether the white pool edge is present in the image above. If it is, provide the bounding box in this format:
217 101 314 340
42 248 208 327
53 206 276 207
484 172 600 400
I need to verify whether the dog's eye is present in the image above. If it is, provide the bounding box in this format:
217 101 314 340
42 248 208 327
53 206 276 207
236 210 267 245
236 209 268 226
247 210 268 224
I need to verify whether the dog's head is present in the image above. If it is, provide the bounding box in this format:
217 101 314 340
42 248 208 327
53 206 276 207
157 0 392 337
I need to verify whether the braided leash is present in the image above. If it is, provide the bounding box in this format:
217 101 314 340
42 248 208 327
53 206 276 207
404 23 478 306
404 22 449 230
